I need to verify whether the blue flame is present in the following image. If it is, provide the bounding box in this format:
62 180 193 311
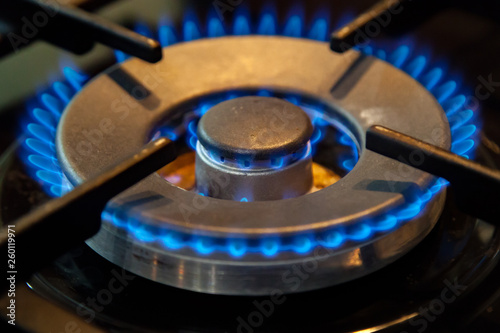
307 9 329 41
232 6 251 35
19 67 88 197
283 4 304 38
338 132 359 172
19 6 480 258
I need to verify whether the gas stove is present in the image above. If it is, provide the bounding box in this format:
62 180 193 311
1 1 500 332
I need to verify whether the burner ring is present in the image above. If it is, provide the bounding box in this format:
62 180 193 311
57 37 449 236
56 36 450 294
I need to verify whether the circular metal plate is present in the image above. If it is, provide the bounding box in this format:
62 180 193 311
56 36 450 295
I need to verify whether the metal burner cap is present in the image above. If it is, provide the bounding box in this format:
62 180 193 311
197 96 313 160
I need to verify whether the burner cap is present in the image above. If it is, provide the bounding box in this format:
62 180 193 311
197 96 313 160
195 96 314 201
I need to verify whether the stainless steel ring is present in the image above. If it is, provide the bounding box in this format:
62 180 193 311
56 36 450 295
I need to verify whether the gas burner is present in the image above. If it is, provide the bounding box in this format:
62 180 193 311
17 8 479 296
34 35 447 295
